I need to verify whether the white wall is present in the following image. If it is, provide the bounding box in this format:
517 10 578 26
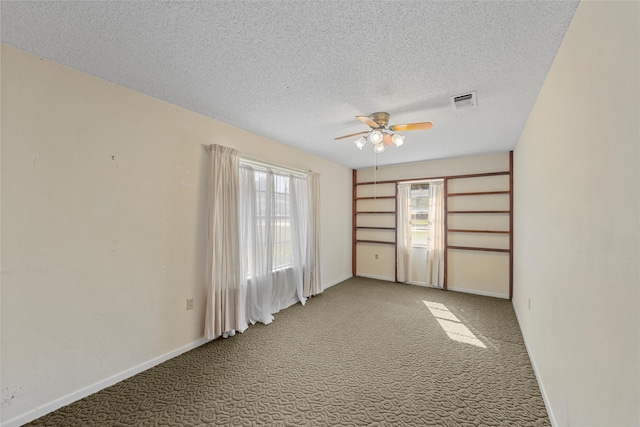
0 45 352 424
356 152 511 298
512 2 639 426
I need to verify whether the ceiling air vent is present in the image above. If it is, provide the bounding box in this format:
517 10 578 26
451 91 477 111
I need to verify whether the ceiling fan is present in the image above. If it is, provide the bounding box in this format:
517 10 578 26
334 112 433 153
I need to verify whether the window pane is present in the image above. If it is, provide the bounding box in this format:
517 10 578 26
271 174 292 269
410 183 429 247
241 169 297 272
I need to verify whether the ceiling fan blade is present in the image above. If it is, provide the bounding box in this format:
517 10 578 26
334 130 370 140
356 115 379 128
389 122 433 132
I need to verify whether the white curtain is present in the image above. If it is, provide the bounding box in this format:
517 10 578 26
396 183 412 283
239 165 273 325
239 166 312 325
204 144 247 340
289 174 308 303
426 180 445 288
303 172 323 297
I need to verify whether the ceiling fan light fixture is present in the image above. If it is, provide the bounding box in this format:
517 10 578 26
391 134 405 147
335 111 433 154
373 142 386 153
368 130 383 144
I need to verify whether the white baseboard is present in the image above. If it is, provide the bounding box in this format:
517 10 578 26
1 338 209 427
512 303 556 426
354 273 395 282
447 286 509 300
405 281 439 288
322 274 352 289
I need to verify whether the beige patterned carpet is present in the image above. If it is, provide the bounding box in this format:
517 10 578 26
27 277 549 426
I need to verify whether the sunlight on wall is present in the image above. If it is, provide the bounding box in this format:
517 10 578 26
423 301 486 348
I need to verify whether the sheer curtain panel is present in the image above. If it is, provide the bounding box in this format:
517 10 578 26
303 172 322 297
426 180 445 288
205 145 247 340
239 165 316 324
396 183 412 283
239 166 275 325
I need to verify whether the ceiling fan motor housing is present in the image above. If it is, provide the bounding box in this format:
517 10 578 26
369 112 390 128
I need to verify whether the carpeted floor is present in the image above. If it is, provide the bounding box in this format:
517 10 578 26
27 277 549 426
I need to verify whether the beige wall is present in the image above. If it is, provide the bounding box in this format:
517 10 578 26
0 45 352 424
512 2 639 425
356 152 511 298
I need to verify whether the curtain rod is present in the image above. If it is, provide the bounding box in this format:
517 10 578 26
240 155 311 177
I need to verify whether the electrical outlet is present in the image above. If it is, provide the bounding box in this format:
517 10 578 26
186 298 194 311
375 254 378 259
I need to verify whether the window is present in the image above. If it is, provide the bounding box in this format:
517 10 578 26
253 172 293 270
410 183 429 247
240 162 306 274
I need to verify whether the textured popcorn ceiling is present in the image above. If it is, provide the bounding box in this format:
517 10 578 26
1 1 578 169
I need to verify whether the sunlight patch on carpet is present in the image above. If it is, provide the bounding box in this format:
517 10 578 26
423 300 486 348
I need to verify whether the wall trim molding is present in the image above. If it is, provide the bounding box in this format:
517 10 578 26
354 273 395 282
404 281 439 288
447 286 509 300
512 302 556 426
323 274 353 289
1 338 209 427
